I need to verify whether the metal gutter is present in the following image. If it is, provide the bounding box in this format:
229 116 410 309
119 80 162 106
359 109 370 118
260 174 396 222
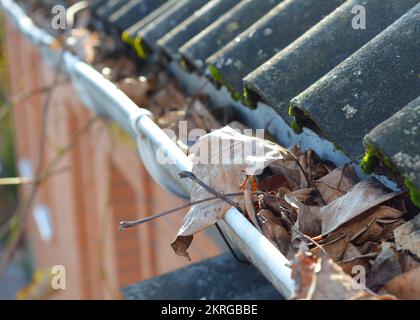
0 0 295 298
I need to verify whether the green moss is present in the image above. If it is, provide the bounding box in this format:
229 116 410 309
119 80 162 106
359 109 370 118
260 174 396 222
208 64 222 83
361 143 420 208
361 143 398 174
404 178 420 208
134 37 148 59
290 119 303 134
360 148 379 174
242 87 257 109
208 64 242 102
121 31 133 46
179 58 189 72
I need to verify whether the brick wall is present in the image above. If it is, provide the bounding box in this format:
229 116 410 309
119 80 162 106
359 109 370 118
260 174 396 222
5 21 222 299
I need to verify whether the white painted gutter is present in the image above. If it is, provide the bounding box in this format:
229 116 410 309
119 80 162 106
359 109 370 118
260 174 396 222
0 0 295 298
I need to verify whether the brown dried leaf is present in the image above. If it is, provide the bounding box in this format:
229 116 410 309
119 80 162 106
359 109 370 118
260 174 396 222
291 244 318 299
257 175 290 192
288 188 316 205
257 209 291 255
320 179 402 235
292 251 379 300
171 127 285 258
312 234 349 262
171 235 193 261
366 242 401 291
338 243 371 275
384 266 420 299
394 213 420 258
286 195 321 237
316 165 359 204
269 146 307 191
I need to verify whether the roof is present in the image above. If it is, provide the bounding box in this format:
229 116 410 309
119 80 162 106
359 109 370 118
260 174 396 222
363 97 420 207
123 253 282 300
88 0 420 207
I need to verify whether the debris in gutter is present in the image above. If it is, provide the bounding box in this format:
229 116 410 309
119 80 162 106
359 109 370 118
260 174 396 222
168 126 418 299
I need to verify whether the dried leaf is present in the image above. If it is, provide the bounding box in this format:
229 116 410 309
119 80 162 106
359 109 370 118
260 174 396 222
257 175 290 192
171 126 285 258
257 209 291 255
170 235 193 261
316 165 359 204
291 244 318 299
394 213 420 258
338 243 371 275
384 266 420 299
320 179 402 235
366 242 401 291
312 234 349 262
269 147 307 191
292 250 379 300
286 195 321 237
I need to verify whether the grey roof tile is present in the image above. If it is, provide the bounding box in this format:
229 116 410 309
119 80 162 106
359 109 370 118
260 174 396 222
95 0 126 20
244 0 420 120
136 0 210 57
121 0 178 47
90 0 108 12
290 3 420 159
73 0 420 205
205 0 345 101
108 0 168 32
156 0 240 61
363 96 420 207
179 0 282 72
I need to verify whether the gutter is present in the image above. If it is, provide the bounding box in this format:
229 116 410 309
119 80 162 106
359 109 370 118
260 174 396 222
0 0 295 298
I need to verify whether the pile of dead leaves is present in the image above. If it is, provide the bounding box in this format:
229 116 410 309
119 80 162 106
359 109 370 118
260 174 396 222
172 127 419 300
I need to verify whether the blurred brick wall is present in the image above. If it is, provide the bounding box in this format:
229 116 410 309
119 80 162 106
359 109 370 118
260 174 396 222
5 21 221 299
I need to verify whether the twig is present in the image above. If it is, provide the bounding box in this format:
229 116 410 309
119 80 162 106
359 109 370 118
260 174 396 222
119 192 246 229
337 252 378 264
0 167 70 186
178 171 241 210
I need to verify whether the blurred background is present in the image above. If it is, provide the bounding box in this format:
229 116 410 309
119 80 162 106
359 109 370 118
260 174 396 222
0 13 223 300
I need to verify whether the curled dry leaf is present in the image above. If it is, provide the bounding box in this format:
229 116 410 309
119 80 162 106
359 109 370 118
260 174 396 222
257 209 291 255
366 242 401 291
308 205 405 280
171 126 286 259
320 179 403 235
291 244 318 299
384 266 420 299
291 248 391 300
315 164 359 204
393 213 420 258
338 243 371 275
285 195 321 237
